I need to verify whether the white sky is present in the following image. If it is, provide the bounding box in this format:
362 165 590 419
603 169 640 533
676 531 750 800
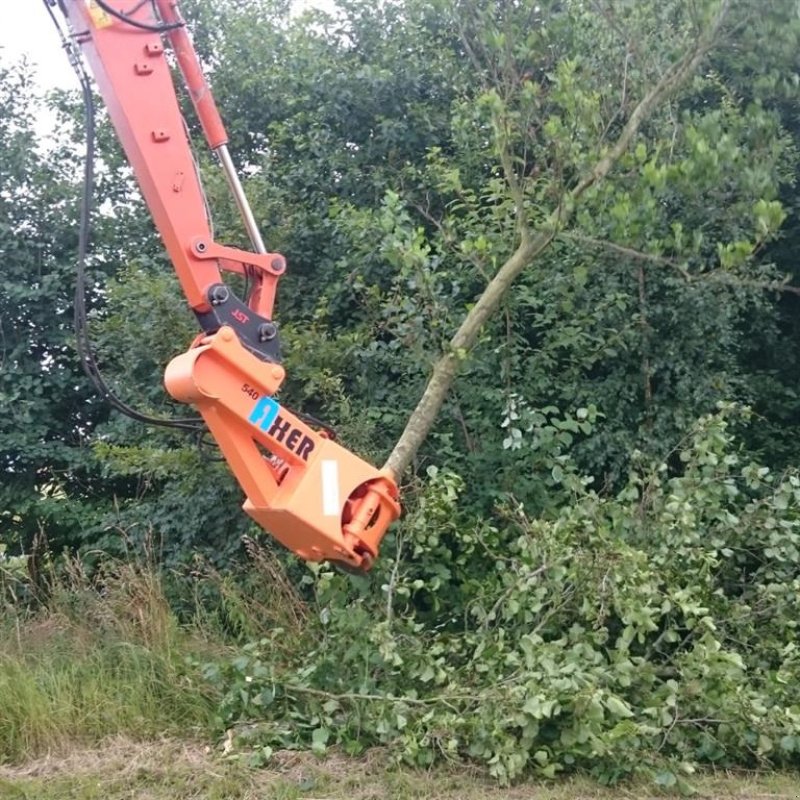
0 1 76 91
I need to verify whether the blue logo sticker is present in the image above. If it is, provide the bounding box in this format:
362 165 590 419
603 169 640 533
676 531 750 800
249 396 280 431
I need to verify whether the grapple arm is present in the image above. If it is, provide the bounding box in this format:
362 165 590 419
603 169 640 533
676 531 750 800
58 0 400 570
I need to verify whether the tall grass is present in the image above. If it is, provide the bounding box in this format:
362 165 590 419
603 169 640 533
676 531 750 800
0 540 312 765
0 559 219 763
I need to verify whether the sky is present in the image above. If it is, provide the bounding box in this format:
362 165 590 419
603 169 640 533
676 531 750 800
0 1 77 91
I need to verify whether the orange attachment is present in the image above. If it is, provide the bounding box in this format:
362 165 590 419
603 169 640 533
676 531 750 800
59 0 401 569
165 328 400 569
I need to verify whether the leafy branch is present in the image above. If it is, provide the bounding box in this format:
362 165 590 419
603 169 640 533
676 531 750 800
384 0 732 478
563 231 800 296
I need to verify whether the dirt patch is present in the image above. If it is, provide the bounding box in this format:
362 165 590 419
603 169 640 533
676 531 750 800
0 736 212 780
1 738 797 800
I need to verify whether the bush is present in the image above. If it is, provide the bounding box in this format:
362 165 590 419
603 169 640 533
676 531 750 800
203 405 800 785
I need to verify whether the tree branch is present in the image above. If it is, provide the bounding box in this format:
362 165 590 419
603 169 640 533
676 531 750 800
562 231 800 297
561 231 691 278
383 1 731 479
494 111 530 240
570 0 730 202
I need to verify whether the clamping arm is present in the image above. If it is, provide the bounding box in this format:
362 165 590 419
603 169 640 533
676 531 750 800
58 0 399 570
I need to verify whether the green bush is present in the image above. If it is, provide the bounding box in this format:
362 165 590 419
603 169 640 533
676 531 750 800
3 405 797 786
203 405 800 785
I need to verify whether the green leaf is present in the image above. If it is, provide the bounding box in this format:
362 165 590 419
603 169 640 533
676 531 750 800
655 771 677 788
605 696 634 718
311 726 330 755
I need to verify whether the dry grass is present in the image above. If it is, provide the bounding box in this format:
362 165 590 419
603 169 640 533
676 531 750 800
0 738 797 800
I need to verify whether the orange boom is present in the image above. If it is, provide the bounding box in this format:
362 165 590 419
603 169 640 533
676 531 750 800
54 0 399 570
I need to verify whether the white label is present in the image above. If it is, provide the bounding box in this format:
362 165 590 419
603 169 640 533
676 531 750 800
321 460 341 517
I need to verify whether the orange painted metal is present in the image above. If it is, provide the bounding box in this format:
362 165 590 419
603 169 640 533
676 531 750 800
61 0 400 569
164 327 399 569
153 0 229 149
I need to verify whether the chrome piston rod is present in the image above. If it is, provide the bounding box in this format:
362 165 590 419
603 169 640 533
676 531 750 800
215 143 267 254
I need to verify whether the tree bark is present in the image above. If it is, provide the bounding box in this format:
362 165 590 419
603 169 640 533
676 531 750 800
383 1 731 479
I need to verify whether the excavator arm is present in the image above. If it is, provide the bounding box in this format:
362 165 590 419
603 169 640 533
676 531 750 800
55 0 400 570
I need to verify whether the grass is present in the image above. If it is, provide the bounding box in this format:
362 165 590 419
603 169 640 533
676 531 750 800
0 560 221 763
0 546 310 766
0 738 798 799
2 556 798 798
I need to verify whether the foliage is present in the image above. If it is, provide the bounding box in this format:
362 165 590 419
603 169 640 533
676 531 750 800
0 544 28 609
0 62 103 553
203 407 800 785
2 0 800 785
3 0 797 543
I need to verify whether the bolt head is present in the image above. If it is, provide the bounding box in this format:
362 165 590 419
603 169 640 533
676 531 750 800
257 321 277 341
209 285 229 305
